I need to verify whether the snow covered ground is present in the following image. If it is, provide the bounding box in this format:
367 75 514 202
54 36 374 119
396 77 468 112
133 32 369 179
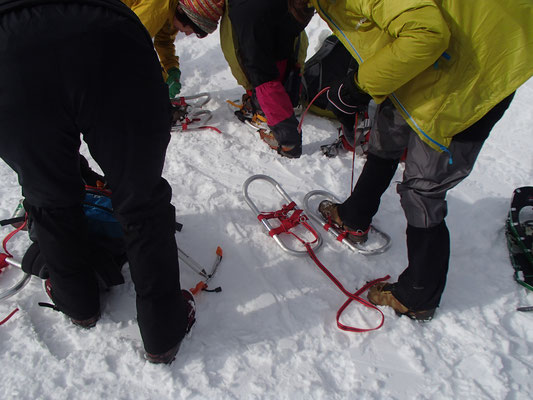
1 17 532 400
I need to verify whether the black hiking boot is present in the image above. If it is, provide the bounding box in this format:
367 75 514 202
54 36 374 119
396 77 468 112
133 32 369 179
145 289 196 365
44 279 100 328
258 129 302 159
318 200 368 243
278 144 302 159
367 282 436 321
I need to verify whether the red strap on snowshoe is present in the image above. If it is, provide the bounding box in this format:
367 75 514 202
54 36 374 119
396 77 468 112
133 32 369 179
2 217 27 258
323 217 369 243
0 216 28 326
0 308 19 326
258 204 388 333
0 253 9 273
305 242 389 333
258 202 319 244
180 117 221 134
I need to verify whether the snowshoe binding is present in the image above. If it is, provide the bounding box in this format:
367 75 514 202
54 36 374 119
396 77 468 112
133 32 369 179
302 190 391 255
171 93 217 133
243 174 322 256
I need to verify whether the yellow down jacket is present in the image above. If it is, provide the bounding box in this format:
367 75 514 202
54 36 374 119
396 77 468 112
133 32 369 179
310 0 533 152
121 0 180 74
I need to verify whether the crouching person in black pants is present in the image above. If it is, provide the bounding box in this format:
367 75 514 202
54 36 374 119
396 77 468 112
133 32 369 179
0 0 194 364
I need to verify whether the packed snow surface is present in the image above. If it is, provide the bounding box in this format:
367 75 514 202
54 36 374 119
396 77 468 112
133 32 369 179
1 17 532 400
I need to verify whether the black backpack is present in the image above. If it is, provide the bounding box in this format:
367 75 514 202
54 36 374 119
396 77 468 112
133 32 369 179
301 35 357 118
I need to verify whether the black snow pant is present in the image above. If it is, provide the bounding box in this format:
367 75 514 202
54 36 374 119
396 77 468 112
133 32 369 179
0 1 187 354
338 94 514 310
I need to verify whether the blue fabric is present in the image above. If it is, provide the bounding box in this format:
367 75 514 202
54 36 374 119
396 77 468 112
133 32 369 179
83 192 123 238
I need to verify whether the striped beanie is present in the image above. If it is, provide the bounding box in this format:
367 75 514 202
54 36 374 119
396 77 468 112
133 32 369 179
179 0 225 34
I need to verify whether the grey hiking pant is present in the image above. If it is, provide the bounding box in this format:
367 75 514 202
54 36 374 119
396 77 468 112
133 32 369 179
339 95 514 310
370 100 487 228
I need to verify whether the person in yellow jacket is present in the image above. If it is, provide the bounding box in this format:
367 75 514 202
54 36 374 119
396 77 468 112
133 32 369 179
122 0 224 98
289 0 533 319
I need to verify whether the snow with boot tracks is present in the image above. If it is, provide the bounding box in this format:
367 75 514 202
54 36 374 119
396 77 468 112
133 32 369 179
1 17 532 400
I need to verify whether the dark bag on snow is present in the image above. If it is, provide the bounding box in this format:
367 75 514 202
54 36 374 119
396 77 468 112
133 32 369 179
301 35 357 118
22 186 126 289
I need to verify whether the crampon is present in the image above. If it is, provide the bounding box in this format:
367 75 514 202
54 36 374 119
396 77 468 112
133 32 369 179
320 110 372 158
226 97 277 147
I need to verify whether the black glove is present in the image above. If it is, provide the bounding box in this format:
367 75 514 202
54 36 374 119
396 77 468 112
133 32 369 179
327 70 371 132
270 114 302 159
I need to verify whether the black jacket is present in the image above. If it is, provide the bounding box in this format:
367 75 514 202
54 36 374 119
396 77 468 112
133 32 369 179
228 0 305 87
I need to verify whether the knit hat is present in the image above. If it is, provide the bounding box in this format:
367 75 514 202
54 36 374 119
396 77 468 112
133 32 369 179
178 0 225 34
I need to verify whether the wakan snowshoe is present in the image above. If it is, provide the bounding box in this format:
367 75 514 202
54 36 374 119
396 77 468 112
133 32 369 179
505 186 533 291
171 93 214 133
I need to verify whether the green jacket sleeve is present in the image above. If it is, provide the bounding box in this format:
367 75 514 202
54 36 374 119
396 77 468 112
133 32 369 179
356 0 450 98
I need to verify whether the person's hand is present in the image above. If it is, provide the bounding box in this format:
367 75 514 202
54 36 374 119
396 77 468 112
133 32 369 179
166 67 182 98
327 70 371 131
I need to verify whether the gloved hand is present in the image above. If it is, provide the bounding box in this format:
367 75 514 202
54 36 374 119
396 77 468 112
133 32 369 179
166 67 182 98
270 114 302 159
327 70 371 132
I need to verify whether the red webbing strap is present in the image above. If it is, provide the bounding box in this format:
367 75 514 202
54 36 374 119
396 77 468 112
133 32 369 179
174 97 188 107
181 117 194 131
180 117 221 134
0 308 19 326
2 217 27 259
258 202 319 245
322 217 369 243
0 253 9 273
257 204 388 333
1 217 27 326
305 242 390 333
197 126 222 133
297 87 330 134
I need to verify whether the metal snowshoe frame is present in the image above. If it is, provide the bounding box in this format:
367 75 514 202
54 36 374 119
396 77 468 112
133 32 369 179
243 175 390 333
0 256 31 301
243 175 322 256
171 93 214 133
302 190 391 256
